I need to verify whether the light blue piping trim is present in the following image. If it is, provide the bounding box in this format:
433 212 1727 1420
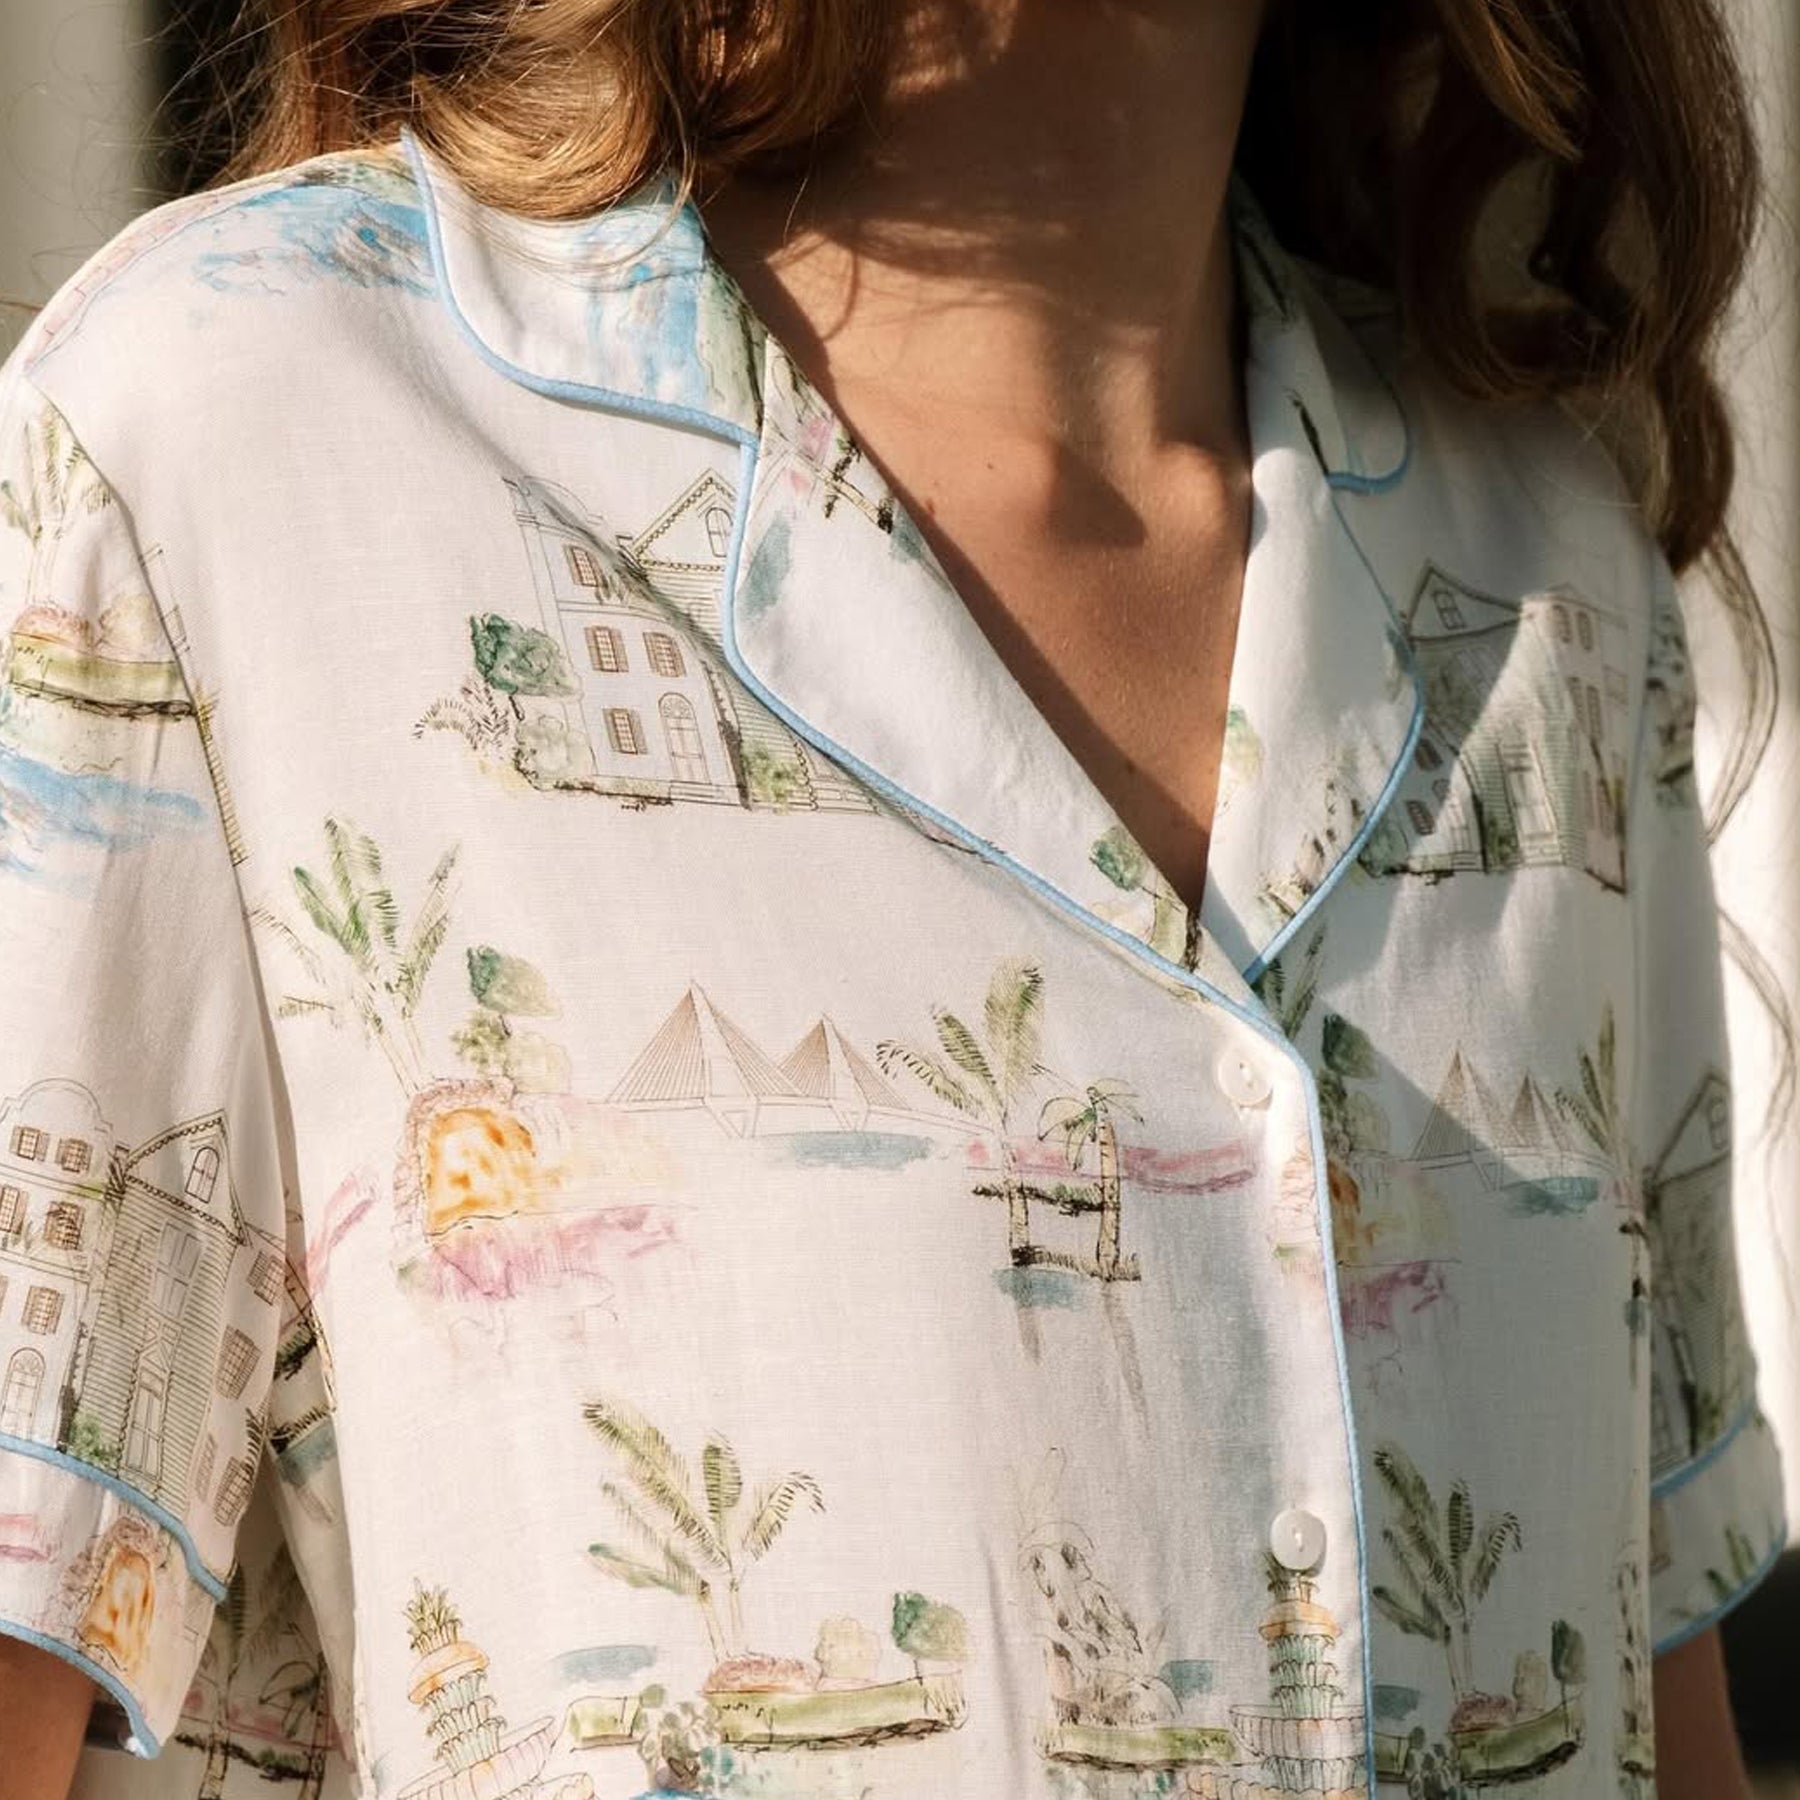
400 128 756 450
0 1431 228 1601
712 437 1381 1797
1240 487 1427 990
1650 1398 1761 1500
1650 1515 1788 1659
407 138 1385 1790
0 1612 161 1755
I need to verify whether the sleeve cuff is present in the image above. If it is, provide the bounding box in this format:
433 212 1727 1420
1649 1406 1788 1655
0 1442 224 1756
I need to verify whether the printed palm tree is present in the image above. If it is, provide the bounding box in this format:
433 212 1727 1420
1250 924 1326 1041
248 1542 334 1799
1553 1004 1623 1164
876 956 1049 1261
1036 1079 1144 1279
0 402 107 609
251 818 459 1094
1369 1442 1522 1705
195 1562 250 1800
581 1394 823 1667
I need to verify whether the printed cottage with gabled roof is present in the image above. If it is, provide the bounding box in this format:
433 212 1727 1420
1361 564 1633 891
506 471 875 814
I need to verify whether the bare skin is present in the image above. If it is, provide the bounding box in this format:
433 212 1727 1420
699 0 1260 915
696 1 1756 1792
0 1636 93 1800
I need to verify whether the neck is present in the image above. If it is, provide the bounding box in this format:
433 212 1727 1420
697 0 1268 476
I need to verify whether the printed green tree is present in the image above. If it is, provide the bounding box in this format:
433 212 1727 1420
1369 1442 1522 1706
581 1394 823 1666
1549 1618 1586 1735
252 819 459 1094
891 1592 970 1684
1036 1079 1144 1280
452 944 570 1091
876 956 1049 1262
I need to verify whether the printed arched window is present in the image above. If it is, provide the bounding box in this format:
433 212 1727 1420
660 694 709 784
1414 736 1442 771
151 1224 201 1318
1577 610 1594 652
0 1350 44 1437
586 624 627 674
1553 602 1572 642
704 505 732 559
644 632 685 679
185 1144 220 1205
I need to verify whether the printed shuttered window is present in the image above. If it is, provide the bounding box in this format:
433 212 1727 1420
55 1137 90 1174
605 708 646 756
587 624 627 673
250 1251 284 1305
22 1287 62 1334
566 542 602 589
0 1187 22 1234
44 1202 82 1251
214 1457 253 1526
10 1126 45 1162
644 631 685 679
216 1326 257 1398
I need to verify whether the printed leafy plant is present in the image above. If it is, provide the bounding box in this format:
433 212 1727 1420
581 1395 823 1665
891 1593 969 1680
469 613 579 699
1554 1004 1623 1163
253 818 459 1094
452 944 570 1092
1036 1079 1144 1280
1369 1442 1521 1708
877 956 1049 1262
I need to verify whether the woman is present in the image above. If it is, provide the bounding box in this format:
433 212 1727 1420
0 2 1784 1798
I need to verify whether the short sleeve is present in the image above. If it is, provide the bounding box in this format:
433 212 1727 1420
0 352 288 1754
1630 553 1788 1653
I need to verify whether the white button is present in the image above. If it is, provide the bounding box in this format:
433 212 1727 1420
1269 1507 1327 1571
1215 1049 1272 1108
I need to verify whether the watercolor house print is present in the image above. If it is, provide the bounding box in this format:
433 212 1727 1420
1643 1070 1753 1478
1359 564 1632 892
418 472 876 815
0 1077 285 1683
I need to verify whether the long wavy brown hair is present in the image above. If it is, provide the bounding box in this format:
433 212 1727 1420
215 0 1789 1126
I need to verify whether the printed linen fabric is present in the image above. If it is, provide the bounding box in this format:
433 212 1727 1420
0 135 1783 1800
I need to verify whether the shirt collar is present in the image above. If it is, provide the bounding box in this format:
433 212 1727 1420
402 130 1420 999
